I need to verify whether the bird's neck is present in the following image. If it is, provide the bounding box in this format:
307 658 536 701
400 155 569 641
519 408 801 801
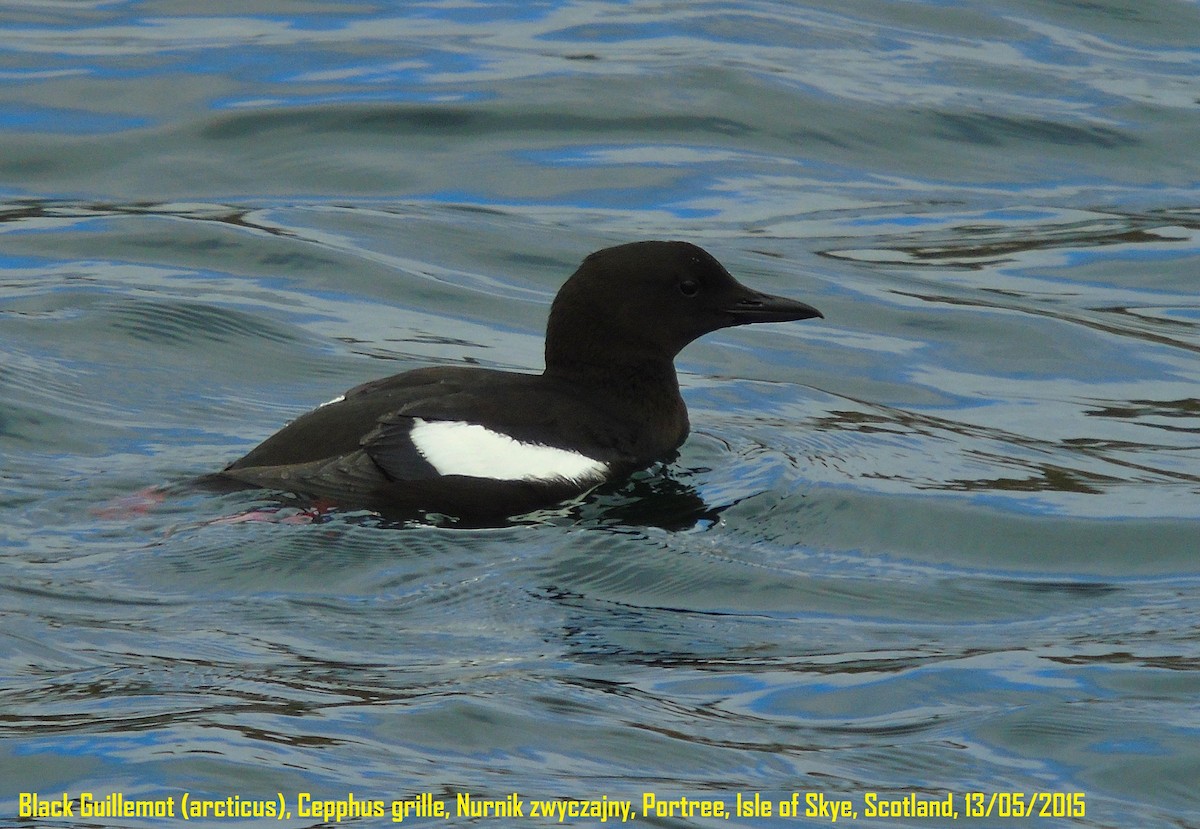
545 350 679 394
543 353 689 442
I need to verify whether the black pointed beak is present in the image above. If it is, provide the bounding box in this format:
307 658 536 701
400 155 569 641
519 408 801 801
725 288 823 325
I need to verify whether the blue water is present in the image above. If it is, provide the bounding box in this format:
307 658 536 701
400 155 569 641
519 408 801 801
2 2 1198 828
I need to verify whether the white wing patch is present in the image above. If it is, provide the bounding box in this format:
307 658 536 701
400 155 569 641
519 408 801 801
409 418 609 484
318 394 346 408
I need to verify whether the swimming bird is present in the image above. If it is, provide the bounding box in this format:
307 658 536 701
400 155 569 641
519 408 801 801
219 241 822 520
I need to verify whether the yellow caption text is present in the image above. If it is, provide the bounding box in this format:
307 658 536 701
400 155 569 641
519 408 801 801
18 790 1086 822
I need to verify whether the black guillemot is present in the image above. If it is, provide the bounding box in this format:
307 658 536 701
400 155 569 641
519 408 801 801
219 241 822 520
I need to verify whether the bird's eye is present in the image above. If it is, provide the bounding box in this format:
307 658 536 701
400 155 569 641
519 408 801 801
679 279 699 297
